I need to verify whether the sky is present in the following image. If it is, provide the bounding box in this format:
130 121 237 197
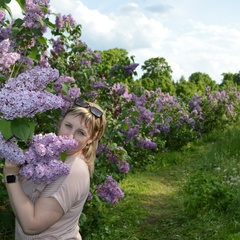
9 0 240 83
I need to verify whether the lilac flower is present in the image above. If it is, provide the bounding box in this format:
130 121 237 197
0 39 20 71
4 66 59 91
0 10 6 23
0 133 25 164
124 126 140 140
96 143 109 156
137 138 157 149
19 133 78 184
138 106 154 124
160 125 170 133
87 192 93 201
117 159 130 174
55 14 64 30
54 75 75 93
123 63 139 75
24 0 50 33
96 176 124 204
0 89 64 120
93 51 102 63
68 87 81 100
107 152 119 163
52 38 64 54
91 81 106 89
110 83 126 96
131 93 146 107
62 14 76 27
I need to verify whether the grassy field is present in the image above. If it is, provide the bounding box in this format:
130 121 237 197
86 125 240 240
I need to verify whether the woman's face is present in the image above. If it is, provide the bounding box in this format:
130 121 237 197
59 113 93 155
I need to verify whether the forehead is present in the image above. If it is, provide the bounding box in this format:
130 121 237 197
63 113 93 131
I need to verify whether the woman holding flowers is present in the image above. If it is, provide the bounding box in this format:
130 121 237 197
3 99 107 240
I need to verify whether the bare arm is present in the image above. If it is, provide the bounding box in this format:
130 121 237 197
4 160 64 235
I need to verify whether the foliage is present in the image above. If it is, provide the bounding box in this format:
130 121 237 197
183 171 233 215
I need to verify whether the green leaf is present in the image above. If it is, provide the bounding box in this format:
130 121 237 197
122 123 129 131
60 152 67 162
11 118 31 142
0 119 13 140
0 72 7 81
37 36 47 45
0 3 12 17
16 0 26 13
29 46 38 60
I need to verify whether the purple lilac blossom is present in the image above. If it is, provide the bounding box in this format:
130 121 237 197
91 81 106 89
0 10 6 23
54 75 75 93
93 52 102 63
19 133 78 184
63 14 76 27
137 138 157 149
131 93 146 107
52 38 64 54
110 83 126 96
124 126 140 140
0 133 25 164
87 192 93 201
137 106 154 124
4 66 59 91
96 176 124 204
55 14 64 30
24 0 50 33
107 152 119 163
117 159 130 174
160 125 170 133
0 39 20 71
96 143 109 156
0 89 64 120
68 87 81 100
123 63 139 75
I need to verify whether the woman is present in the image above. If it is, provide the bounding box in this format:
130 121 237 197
3 99 107 239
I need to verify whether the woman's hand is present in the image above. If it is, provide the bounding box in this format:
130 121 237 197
3 160 21 176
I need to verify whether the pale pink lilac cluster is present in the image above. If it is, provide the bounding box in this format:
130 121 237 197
0 133 25 164
0 66 64 120
19 133 78 184
96 176 124 204
0 39 20 71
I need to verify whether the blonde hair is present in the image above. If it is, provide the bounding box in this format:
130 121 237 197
61 101 107 177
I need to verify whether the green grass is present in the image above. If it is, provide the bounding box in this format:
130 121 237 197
85 125 240 240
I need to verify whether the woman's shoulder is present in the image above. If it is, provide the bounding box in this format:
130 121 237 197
66 155 89 176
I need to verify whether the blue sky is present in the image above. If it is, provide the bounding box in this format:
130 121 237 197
10 0 240 83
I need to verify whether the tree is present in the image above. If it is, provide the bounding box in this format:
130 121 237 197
97 48 138 85
188 72 218 94
175 76 198 101
138 57 175 94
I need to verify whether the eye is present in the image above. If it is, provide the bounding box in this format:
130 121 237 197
65 123 72 128
76 130 85 136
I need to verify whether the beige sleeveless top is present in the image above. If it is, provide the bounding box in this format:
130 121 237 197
15 155 90 240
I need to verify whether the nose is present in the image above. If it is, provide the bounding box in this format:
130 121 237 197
66 132 74 139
